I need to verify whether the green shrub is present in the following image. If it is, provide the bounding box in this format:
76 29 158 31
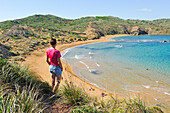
58 38 61 41
0 57 7 67
61 81 89 105
11 37 21 40
40 42 45 45
42 30 46 32
153 106 163 113
70 23 75 25
30 32 34 36
50 33 53 37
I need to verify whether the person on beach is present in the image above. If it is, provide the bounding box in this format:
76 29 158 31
46 37 63 93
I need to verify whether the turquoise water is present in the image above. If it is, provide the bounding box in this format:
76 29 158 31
62 35 170 105
112 35 170 77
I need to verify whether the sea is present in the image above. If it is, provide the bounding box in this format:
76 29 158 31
62 35 170 106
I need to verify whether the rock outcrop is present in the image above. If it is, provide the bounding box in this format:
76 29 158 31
84 22 104 39
84 23 149 39
129 26 148 35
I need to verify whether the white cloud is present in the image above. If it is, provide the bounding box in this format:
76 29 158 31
137 8 152 12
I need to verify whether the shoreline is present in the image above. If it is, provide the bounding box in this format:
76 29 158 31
24 34 169 111
58 34 130 98
24 34 129 99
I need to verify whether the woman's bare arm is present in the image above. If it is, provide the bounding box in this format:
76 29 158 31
57 58 63 71
46 56 50 65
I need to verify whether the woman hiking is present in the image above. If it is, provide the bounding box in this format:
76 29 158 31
46 37 63 93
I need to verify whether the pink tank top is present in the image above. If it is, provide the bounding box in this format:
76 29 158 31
46 48 61 66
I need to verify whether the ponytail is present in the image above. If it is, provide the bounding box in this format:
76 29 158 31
50 37 57 45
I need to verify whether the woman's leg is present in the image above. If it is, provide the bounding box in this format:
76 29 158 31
52 73 56 92
52 74 61 93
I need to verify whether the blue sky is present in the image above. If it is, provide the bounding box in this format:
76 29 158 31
0 0 170 22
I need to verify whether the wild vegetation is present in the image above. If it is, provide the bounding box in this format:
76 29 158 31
0 57 164 112
0 57 54 112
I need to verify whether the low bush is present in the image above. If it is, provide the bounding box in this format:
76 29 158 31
61 81 89 106
11 37 21 40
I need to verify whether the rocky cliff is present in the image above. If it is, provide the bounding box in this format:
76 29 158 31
84 22 149 39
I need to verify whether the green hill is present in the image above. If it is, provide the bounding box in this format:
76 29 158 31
0 14 170 35
0 14 169 59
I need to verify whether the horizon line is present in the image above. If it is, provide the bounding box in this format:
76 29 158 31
0 13 170 23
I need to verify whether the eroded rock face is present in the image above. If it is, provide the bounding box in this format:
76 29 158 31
130 26 148 35
84 22 104 39
84 22 149 39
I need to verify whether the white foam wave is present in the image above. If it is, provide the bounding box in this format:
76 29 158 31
155 81 159 83
154 98 158 101
138 40 154 42
75 55 84 59
114 45 123 48
164 92 170 95
79 61 90 69
126 40 157 43
90 83 106 90
142 85 150 89
61 49 70 58
89 69 97 73
89 52 95 55
117 39 125 41
117 39 161 43
79 61 98 73
122 87 140 93
96 63 100 67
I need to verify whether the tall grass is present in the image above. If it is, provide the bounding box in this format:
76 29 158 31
61 81 90 106
71 96 164 113
59 78 163 112
0 84 46 113
0 57 54 112
0 57 52 94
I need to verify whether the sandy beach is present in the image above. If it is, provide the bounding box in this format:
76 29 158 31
24 34 128 99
